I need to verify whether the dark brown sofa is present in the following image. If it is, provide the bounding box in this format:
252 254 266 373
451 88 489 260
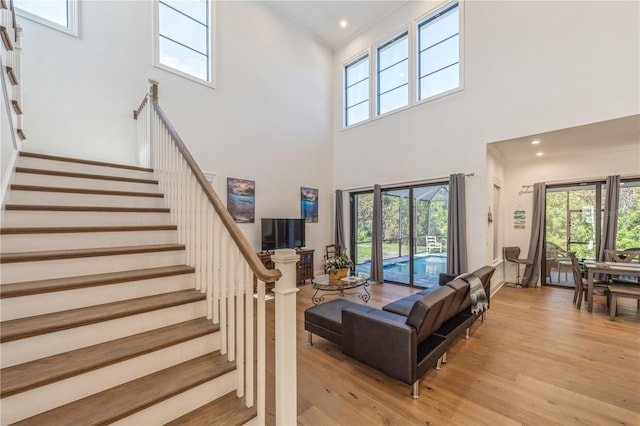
304 265 495 398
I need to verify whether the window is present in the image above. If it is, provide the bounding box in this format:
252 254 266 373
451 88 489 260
14 0 77 35
418 2 460 101
341 1 462 128
344 54 369 127
154 0 214 85
616 179 640 250
376 32 408 115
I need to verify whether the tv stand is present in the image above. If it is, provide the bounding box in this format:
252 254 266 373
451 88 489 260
257 249 314 284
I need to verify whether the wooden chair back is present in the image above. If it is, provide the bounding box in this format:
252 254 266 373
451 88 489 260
325 244 341 260
605 249 640 264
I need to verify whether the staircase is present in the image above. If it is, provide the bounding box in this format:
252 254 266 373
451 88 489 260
0 151 257 425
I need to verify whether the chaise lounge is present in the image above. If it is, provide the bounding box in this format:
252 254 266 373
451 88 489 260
304 266 495 398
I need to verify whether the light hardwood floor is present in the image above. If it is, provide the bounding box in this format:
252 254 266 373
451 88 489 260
264 281 640 425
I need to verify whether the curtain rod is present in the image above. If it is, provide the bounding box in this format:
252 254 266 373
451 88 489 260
343 173 474 193
523 173 640 188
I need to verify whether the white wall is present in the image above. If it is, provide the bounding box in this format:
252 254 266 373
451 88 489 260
17 1 334 266
332 0 640 271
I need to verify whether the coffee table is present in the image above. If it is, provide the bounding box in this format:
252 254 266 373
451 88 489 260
311 274 370 305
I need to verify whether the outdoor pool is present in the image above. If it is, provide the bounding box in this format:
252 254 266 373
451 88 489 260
356 255 447 287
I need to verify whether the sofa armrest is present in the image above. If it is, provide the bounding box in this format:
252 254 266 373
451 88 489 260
342 307 417 385
439 272 457 286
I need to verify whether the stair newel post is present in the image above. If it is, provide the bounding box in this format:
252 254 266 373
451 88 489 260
271 249 299 425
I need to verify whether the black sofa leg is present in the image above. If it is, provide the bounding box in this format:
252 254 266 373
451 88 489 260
307 331 313 346
411 380 420 399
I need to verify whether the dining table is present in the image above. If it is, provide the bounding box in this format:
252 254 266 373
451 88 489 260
585 261 640 312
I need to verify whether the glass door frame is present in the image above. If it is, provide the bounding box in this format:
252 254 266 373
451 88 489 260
543 181 602 286
349 181 449 287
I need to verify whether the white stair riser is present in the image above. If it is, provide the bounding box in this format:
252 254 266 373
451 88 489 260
0 333 220 425
1 301 206 367
0 230 178 253
112 371 238 426
1 274 195 320
18 156 156 181
1 250 186 283
13 173 160 193
7 190 166 208
2 210 172 227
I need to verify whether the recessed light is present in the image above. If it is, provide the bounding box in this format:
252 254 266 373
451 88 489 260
339 19 347 28
536 152 544 156
531 140 540 145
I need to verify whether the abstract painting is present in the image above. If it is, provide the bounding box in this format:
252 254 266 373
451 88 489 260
301 187 318 223
227 178 255 223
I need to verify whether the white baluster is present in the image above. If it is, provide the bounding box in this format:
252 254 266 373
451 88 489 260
256 278 266 424
244 263 254 407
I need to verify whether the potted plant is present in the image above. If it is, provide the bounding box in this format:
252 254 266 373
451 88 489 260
324 251 354 280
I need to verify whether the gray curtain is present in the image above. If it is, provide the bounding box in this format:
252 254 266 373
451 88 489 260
522 182 546 287
370 184 384 283
334 189 345 251
598 175 620 261
447 174 467 275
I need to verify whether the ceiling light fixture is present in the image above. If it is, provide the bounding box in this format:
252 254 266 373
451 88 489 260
339 19 347 28
536 152 544 156
531 140 540 145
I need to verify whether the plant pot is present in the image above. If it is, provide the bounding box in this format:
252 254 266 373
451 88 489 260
329 268 349 280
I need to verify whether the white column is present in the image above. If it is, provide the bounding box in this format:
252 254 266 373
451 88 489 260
271 249 300 426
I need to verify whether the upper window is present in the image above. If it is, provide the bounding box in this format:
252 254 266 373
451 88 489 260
418 2 460 101
154 0 214 85
344 54 369 127
14 0 77 35
376 32 408 116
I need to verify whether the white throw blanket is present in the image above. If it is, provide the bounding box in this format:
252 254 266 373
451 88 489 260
459 273 488 315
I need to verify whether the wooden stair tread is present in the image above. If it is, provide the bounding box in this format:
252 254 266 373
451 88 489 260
0 289 205 343
0 225 177 235
165 390 256 426
1 265 195 298
10 184 164 198
13 353 235 426
1 318 219 397
19 151 154 172
15 167 158 184
0 243 185 263
4 204 169 212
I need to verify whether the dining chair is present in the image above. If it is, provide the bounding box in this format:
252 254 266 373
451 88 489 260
325 244 341 261
605 249 640 310
569 251 608 309
605 249 640 284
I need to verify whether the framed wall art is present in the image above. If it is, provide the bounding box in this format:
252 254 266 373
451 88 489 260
227 178 255 223
301 187 318 223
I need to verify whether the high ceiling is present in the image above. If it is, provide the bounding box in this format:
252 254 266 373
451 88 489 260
265 2 639 163
488 115 640 164
268 1 407 49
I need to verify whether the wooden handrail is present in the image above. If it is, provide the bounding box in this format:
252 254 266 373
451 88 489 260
133 95 147 120
150 94 282 284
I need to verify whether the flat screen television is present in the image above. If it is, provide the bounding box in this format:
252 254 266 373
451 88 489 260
261 218 305 251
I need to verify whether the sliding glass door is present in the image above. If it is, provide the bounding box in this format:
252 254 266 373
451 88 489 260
545 184 600 286
351 182 448 287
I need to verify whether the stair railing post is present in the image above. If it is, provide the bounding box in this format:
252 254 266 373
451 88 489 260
270 249 299 426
